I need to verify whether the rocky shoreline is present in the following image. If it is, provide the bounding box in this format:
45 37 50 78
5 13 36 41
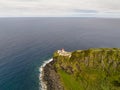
40 48 120 90
41 58 64 90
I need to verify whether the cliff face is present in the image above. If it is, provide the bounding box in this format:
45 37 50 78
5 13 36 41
43 59 64 90
44 48 120 90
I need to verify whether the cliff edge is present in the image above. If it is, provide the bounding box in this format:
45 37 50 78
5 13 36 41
43 48 120 90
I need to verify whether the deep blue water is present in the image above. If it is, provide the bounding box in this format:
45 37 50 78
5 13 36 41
0 18 120 90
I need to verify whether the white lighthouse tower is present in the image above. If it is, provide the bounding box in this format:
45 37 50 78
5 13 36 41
61 48 65 52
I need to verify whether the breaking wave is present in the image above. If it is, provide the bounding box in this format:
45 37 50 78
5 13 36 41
39 58 53 90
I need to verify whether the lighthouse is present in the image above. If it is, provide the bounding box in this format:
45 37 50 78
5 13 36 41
61 48 65 52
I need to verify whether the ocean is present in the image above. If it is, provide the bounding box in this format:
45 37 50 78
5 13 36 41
0 17 120 90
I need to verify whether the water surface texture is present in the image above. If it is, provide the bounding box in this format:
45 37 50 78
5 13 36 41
0 18 120 90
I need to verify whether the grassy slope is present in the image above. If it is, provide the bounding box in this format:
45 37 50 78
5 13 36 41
53 48 120 90
58 70 84 90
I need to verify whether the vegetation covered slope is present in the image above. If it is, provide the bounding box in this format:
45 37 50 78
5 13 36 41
53 48 120 90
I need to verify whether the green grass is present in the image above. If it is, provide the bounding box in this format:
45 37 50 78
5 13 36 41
54 48 120 90
58 70 84 90
58 69 120 90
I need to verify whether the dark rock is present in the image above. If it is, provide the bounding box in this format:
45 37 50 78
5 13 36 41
43 59 64 90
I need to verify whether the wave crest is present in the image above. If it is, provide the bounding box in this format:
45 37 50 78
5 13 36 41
39 58 53 90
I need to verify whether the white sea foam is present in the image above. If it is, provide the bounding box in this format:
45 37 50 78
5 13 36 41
39 58 53 90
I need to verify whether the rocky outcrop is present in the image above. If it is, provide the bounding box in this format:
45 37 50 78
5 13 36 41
43 59 64 90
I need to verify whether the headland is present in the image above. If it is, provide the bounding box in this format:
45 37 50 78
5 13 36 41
41 48 120 90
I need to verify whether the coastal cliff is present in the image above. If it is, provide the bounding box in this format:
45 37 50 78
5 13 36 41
42 48 120 90
43 59 64 90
